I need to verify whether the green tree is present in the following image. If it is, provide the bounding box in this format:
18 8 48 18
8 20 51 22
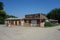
47 8 60 23
0 2 3 10
0 2 7 24
0 2 17 24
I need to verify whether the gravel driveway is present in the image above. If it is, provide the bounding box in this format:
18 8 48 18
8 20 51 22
0 25 60 40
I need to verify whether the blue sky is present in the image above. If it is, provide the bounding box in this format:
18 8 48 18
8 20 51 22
0 0 60 18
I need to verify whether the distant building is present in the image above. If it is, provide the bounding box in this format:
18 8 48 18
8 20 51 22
5 13 48 27
49 19 58 24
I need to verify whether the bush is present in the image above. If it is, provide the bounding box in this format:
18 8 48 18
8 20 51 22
44 22 53 27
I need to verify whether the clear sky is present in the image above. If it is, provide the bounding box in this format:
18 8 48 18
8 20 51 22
0 0 60 18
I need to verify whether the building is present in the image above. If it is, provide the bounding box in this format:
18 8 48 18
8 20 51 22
23 14 47 27
5 18 22 26
49 19 58 24
5 14 48 27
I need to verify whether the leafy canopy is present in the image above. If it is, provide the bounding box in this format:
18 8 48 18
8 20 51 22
47 8 60 23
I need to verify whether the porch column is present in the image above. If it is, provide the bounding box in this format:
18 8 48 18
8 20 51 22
8 21 11 27
40 20 41 26
17 21 19 25
14 21 15 25
40 20 45 27
26 20 29 26
21 20 24 26
40 22 45 27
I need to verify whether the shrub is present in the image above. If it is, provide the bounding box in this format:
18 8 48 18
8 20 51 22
44 22 53 27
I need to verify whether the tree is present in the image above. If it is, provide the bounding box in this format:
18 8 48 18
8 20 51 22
47 8 60 23
0 2 17 24
0 2 7 24
0 2 3 10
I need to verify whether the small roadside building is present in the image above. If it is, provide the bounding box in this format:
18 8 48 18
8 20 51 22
23 14 48 27
5 14 48 27
5 18 22 26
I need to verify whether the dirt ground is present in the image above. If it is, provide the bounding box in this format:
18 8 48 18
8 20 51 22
0 25 60 40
